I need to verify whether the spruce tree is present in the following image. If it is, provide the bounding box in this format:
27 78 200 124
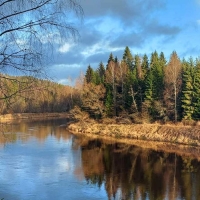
105 88 113 116
107 53 115 67
85 65 95 83
97 62 105 84
150 51 165 100
193 59 200 119
141 54 149 78
122 46 134 70
181 60 195 120
159 52 167 67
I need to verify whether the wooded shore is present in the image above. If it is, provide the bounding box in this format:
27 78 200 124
68 121 200 147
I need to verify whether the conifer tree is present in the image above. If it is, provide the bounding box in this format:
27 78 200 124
107 53 115 67
141 51 165 120
97 62 106 84
181 60 195 120
141 54 149 78
115 56 119 63
105 88 113 116
85 65 95 83
105 60 118 116
122 46 134 70
143 70 154 118
193 59 200 119
150 51 165 100
159 52 167 67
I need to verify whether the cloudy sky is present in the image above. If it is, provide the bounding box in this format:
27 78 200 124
48 0 200 85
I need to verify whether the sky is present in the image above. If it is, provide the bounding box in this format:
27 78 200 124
48 0 200 85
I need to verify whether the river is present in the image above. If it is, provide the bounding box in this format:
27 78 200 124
0 119 200 200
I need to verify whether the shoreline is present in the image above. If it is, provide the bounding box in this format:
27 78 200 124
0 112 70 123
68 121 200 147
70 128 200 161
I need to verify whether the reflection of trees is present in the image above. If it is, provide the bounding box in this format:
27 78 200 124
77 138 200 200
0 119 71 145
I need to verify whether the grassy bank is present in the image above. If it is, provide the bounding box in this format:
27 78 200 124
68 121 200 147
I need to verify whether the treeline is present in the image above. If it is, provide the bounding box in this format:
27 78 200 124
80 46 200 123
0 75 80 114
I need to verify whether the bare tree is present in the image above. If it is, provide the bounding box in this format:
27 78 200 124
118 61 129 107
164 51 182 122
105 60 119 116
0 0 83 104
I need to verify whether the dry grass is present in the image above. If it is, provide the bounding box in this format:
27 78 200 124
68 120 200 147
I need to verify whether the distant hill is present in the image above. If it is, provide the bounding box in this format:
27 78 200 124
0 74 79 114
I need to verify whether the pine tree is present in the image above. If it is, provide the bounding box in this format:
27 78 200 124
141 54 149 78
97 62 105 84
181 60 195 120
105 60 118 116
144 70 154 102
122 46 134 70
105 88 113 116
150 51 165 100
85 65 95 83
107 53 115 67
114 56 118 63
159 52 167 67
193 59 200 119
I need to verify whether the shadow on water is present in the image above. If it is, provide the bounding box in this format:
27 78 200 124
73 135 200 200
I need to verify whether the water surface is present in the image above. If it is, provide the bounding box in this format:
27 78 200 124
0 119 200 200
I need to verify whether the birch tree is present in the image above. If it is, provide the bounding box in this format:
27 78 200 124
0 0 83 103
164 51 182 122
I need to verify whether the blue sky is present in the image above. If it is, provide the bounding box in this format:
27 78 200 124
48 0 200 85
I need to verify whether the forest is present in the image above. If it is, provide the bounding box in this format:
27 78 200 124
80 46 200 123
0 75 80 114
1 46 200 124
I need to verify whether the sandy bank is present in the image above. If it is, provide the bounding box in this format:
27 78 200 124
0 113 70 123
68 122 200 147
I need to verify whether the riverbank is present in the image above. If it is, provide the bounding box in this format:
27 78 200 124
68 121 200 147
0 113 70 123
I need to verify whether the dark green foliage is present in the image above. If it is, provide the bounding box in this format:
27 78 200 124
144 70 154 102
85 65 95 83
141 54 149 78
122 46 134 70
181 60 195 120
79 48 200 122
114 56 118 63
107 53 115 67
192 59 200 119
150 51 165 100
105 88 113 116
97 62 105 84
159 52 167 67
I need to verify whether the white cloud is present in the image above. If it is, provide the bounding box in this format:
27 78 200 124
58 43 75 53
57 78 76 86
197 19 200 25
81 42 104 56
52 64 81 68
81 40 124 58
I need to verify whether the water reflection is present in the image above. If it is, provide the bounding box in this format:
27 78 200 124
0 119 71 146
74 135 200 200
0 119 200 200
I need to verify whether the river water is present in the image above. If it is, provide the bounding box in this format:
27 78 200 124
0 119 200 200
